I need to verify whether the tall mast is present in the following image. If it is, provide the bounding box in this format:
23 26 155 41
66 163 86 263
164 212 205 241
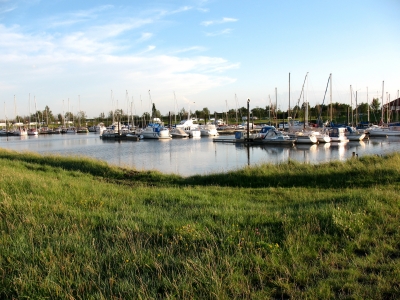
355 91 358 126
350 85 353 126
174 91 177 125
330 73 332 124
381 81 384 123
63 99 65 127
387 93 390 123
126 90 129 128
397 90 399 122
235 94 238 125
305 75 309 127
275 87 277 127
225 99 228 125
367 87 369 124
288 72 291 123
78 95 81 127
28 93 31 128
35 97 37 129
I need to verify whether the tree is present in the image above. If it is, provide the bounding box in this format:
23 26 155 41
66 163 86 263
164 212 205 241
43 105 54 124
371 98 380 111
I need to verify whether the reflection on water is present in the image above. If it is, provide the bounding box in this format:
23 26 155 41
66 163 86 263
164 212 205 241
1 134 399 177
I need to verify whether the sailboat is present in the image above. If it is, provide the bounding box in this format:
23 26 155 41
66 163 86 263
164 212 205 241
288 73 318 144
13 95 27 136
27 95 38 136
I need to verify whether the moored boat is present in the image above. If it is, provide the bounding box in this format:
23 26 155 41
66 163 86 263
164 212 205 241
329 127 349 143
346 126 366 141
367 125 400 137
259 126 296 145
170 127 189 138
140 123 171 139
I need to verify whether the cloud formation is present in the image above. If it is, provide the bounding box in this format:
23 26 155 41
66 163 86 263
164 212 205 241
201 17 238 26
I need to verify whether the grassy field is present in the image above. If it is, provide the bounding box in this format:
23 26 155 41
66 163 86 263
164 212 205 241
0 149 399 299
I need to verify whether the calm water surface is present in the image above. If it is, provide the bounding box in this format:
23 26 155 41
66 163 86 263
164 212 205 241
1 133 399 177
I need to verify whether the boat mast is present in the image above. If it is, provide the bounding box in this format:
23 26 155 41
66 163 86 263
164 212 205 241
78 95 81 127
350 85 353 126
68 98 70 127
305 75 309 127
268 95 272 125
148 90 152 122
225 99 228 125
35 97 38 130
275 87 278 128
381 81 384 124
387 93 390 123
356 90 358 126
174 91 177 125
288 72 291 126
397 90 399 122
28 93 31 129
367 87 369 124
235 93 238 125
62 99 65 127
126 90 129 129
330 73 332 124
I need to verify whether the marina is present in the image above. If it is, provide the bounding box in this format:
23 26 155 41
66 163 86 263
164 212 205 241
1 132 399 177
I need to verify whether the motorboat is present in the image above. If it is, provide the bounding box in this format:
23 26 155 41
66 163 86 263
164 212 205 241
367 125 400 137
95 123 107 134
345 126 366 141
27 128 38 136
126 133 140 141
312 128 331 143
294 131 318 144
53 127 62 134
170 128 189 138
200 124 219 136
13 128 28 136
100 129 116 139
329 127 349 143
187 128 201 138
65 127 77 134
76 127 89 133
140 123 171 139
259 126 296 146
176 119 199 137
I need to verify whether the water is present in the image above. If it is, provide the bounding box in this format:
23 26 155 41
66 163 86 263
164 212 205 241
1 133 399 177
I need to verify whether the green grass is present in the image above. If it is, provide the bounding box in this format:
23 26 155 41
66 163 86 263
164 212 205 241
0 149 399 299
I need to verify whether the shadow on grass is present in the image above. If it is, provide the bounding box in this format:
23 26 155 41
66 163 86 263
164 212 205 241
1 149 399 189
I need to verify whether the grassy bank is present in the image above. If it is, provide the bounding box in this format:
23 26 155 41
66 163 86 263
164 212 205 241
0 149 399 299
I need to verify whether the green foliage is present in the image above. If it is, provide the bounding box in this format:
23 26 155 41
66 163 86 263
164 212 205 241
0 150 399 299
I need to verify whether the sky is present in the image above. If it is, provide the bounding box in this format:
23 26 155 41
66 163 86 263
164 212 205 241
1 0 400 119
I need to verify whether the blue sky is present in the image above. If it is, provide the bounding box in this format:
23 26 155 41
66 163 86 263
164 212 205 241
1 0 399 119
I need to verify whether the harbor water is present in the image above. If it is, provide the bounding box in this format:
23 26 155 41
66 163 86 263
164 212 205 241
1 133 399 177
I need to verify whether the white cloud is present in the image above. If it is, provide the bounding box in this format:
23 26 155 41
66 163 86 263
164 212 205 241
138 32 153 42
0 5 16 14
201 17 238 26
205 28 232 37
0 4 239 116
172 46 206 54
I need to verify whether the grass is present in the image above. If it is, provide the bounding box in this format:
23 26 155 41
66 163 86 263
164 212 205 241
0 149 399 299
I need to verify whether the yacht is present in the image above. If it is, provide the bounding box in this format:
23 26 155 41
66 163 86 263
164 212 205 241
175 119 201 137
259 126 296 146
367 125 400 137
345 126 366 141
200 124 219 136
170 128 189 138
140 123 171 139
329 127 349 143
